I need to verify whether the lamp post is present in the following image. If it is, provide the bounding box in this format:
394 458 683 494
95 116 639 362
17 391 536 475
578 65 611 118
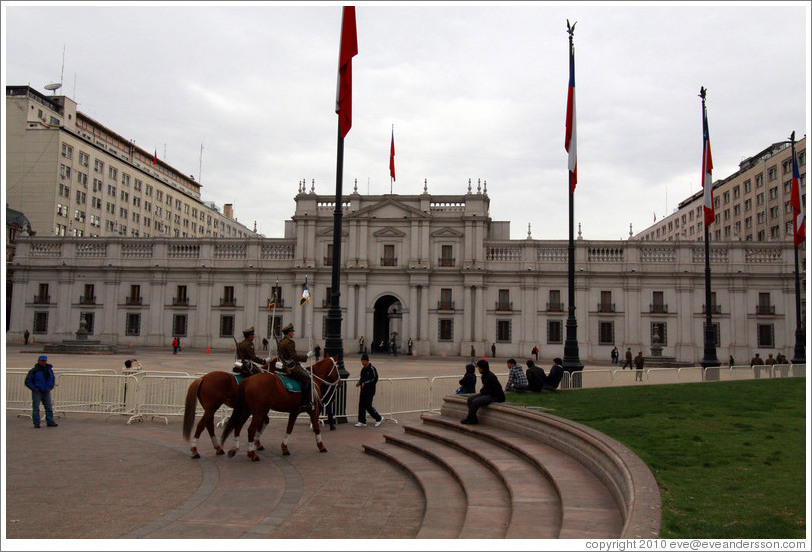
699 87 720 371
789 131 806 365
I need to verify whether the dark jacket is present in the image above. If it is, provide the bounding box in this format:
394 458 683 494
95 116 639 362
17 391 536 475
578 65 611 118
358 363 379 395
479 369 505 402
458 364 477 394
525 361 545 392
27 363 55 392
546 363 564 390
277 335 308 367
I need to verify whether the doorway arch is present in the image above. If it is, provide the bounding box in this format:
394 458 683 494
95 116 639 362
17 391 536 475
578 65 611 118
372 295 403 354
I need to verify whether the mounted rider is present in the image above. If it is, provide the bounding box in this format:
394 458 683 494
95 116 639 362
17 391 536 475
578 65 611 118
276 323 314 411
234 326 268 377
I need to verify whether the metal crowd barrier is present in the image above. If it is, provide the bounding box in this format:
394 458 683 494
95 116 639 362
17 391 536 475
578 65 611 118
6 365 807 425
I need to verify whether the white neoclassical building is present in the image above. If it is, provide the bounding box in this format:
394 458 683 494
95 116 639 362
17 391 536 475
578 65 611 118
6 186 803 363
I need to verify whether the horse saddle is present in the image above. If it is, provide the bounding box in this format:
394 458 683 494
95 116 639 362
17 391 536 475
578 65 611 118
272 372 302 393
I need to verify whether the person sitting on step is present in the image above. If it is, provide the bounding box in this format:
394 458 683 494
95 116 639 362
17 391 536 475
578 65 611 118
461 359 505 425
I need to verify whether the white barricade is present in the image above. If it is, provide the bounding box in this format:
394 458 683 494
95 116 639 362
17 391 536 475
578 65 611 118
571 369 614 389
132 375 197 424
645 368 680 385
52 373 137 416
430 375 463 411
610 369 644 387
676 366 704 383
6 371 31 413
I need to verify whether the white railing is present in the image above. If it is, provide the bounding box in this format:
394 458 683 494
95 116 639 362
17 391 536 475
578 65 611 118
6 366 806 425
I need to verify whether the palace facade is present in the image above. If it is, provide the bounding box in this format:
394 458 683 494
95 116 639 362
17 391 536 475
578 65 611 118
7 187 801 363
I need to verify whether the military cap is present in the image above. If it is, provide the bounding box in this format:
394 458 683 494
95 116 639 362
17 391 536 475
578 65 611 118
243 326 255 336
282 323 294 334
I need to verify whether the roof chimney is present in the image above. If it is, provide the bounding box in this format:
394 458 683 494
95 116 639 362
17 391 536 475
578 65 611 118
224 203 233 219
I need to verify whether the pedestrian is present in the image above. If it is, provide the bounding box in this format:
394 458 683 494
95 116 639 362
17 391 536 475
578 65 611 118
634 351 645 381
622 347 633 369
359 336 365 354
765 353 776 366
390 338 397 356
504 358 529 393
355 353 383 427
23 329 30 345
172 336 180 355
470 345 476 363
457 363 477 394
491 343 496 358
531 345 539 362
25 355 58 428
460 359 505 425
750 353 764 365
314 344 321 361
525 360 545 392
611 346 619 365
407 338 413 356
262 336 269 352
728 355 735 367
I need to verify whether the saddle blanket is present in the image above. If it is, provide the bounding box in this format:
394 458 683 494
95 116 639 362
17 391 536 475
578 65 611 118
232 371 301 392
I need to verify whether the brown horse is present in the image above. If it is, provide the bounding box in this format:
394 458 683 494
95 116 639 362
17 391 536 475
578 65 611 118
221 356 340 461
182 370 269 458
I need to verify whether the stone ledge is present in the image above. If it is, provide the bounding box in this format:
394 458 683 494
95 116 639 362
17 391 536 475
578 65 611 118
441 395 662 538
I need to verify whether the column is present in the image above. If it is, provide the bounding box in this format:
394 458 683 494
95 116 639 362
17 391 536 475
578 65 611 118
347 284 357 340
474 285 484 345
409 285 418 350
358 283 368 346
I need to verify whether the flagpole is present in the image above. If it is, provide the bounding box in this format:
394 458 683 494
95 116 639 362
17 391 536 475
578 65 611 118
270 277 279 357
563 20 583 376
699 87 720 371
789 132 806 364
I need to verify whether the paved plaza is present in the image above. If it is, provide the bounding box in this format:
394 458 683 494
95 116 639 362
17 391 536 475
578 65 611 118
3 343 612 543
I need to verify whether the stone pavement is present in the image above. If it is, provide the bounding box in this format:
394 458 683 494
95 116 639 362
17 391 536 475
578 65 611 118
3 344 614 542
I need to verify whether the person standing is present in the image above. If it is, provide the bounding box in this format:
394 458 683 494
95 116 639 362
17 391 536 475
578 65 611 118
172 336 180 355
611 346 619 365
491 343 496 359
25 355 58 428
234 326 268 377
277 323 314 411
355 353 383 427
622 347 633 369
24 329 30 345
407 338 413 356
470 345 476 363
634 351 645 382
262 336 269 352
461 359 505 425
314 344 321 361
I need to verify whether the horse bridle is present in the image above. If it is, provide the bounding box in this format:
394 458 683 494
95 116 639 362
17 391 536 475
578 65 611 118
309 356 340 408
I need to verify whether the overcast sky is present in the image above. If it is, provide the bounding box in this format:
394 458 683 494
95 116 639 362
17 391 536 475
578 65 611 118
2 2 809 241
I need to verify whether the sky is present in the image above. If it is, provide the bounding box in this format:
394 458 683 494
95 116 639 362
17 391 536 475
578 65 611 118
2 1 809 241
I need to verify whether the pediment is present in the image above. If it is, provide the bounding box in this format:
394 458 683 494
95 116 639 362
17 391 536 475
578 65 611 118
431 227 464 239
347 198 431 220
373 226 407 238
317 227 349 237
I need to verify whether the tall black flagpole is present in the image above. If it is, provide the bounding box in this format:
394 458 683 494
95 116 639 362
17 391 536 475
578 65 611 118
563 20 583 375
700 87 720 370
789 131 806 365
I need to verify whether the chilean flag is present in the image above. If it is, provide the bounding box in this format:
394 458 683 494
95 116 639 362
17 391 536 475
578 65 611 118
335 6 358 139
790 145 805 246
565 39 577 193
389 127 396 181
153 149 157 165
701 103 714 227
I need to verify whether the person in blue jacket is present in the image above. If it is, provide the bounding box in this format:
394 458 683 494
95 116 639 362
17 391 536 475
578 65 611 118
25 355 58 428
461 359 505 425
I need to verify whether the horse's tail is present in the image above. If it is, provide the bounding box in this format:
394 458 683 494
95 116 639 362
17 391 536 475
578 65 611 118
182 377 203 441
221 378 248 443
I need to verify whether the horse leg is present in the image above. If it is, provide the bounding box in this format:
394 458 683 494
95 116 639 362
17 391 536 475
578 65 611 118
310 408 327 453
226 411 248 458
190 410 212 459
246 415 263 462
206 411 224 455
281 412 297 456
255 415 269 451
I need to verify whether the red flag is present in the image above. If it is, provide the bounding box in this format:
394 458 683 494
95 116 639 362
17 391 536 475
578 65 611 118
335 6 358 139
153 150 157 165
389 127 396 181
565 37 577 193
701 100 714 227
790 143 805 246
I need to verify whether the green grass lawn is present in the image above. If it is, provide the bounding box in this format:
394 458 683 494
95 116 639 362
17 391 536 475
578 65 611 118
506 378 807 539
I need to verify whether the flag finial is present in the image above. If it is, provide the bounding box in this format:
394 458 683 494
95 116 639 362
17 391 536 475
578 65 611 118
699 86 707 100
567 19 577 37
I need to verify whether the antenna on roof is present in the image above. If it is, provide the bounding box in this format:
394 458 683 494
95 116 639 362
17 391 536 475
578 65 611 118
44 45 66 95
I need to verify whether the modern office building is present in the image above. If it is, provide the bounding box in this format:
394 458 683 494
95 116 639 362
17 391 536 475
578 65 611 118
5 85 258 240
7 185 802 364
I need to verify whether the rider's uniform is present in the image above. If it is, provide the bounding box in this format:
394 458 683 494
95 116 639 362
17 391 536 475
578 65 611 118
277 334 311 407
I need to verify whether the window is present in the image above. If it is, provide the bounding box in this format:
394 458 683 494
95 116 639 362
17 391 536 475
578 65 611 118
496 320 511 343
548 289 562 311
172 314 188 337
547 320 563 344
497 289 511 311
733 204 740 216
125 313 141 336
744 198 752 211
767 166 777 181
757 324 774 348
439 288 453 310
134 178 142 191
217 314 234 337
79 151 89 166
76 171 88 187
268 315 282 339
81 284 95 304
80 312 95 334
122 173 130 186
704 322 720 347
599 322 614 345
757 229 766 241
769 206 779 219
757 293 772 315
35 283 50 304
770 225 780 239
382 244 396 266
744 179 752 193
599 291 613 312
432 318 451 341
757 211 766 224
651 291 665 313
651 322 667 346
733 185 740 199
440 245 454 267
769 187 778 200
127 285 141 305
94 159 104 173
325 243 334 266
174 285 188 306
62 143 73 159
723 191 730 204
33 312 49 334
745 216 752 229
723 209 730 221
60 164 71 179
222 286 235 306
109 167 118 180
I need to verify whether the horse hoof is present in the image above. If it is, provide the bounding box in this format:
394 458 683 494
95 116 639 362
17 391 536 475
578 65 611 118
256 444 265 451
320 448 328 453
227 449 236 458
248 452 260 462
191 452 200 459
282 450 290 456
215 449 225 456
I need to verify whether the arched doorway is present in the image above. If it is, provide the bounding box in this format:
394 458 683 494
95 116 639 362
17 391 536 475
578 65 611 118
372 295 403 354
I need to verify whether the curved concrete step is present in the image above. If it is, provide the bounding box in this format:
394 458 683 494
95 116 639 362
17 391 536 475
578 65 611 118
363 441 466 539
383 432 512 539
434 405 625 538
403 422 562 538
